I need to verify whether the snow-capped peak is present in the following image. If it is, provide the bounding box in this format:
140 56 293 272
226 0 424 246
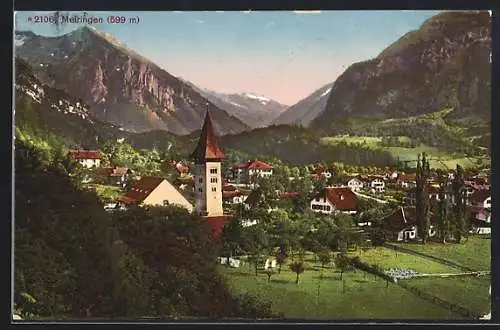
320 87 332 98
243 93 270 103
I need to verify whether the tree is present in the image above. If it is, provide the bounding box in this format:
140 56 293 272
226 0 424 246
289 261 305 284
334 253 349 280
275 250 287 274
415 153 431 244
317 248 332 268
437 178 450 243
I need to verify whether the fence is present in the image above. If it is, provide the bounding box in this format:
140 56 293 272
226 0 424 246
383 243 475 272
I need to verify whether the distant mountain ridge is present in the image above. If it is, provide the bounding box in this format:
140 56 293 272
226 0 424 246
272 83 333 127
15 26 249 136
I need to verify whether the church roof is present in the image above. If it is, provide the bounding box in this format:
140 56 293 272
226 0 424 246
191 111 225 163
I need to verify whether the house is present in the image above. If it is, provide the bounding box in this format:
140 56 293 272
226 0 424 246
396 173 417 189
310 187 357 215
222 190 247 205
232 160 273 183
469 190 491 209
98 167 132 187
368 176 385 194
172 160 190 175
468 206 491 235
382 207 437 242
67 150 101 168
117 176 193 212
347 177 364 192
404 186 447 206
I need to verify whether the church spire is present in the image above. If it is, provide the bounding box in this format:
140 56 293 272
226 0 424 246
191 110 225 164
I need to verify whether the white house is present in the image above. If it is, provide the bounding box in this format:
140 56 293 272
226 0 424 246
383 207 437 242
118 176 194 212
347 178 364 192
369 177 385 194
310 187 357 215
232 160 273 183
67 150 101 168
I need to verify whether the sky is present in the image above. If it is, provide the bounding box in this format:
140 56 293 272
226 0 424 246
14 10 442 105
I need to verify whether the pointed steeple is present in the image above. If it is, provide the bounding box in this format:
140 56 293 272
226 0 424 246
191 110 225 163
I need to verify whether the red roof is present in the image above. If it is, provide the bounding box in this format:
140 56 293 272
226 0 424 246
316 187 357 211
99 167 130 177
280 192 300 198
191 111 225 163
383 207 436 232
222 190 243 199
470 190 490 204
118 176 164 204
203 215 233 236
223 184 237 191
247 160 273 170
67 150 101 160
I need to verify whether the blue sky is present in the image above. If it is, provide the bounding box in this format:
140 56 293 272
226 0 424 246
14 10 442 105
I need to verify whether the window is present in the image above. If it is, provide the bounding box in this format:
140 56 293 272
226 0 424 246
198 188 203 192
210 168 218 174
326 206 331 211
212 187 217 192
210 177 218 183
163 200 170 206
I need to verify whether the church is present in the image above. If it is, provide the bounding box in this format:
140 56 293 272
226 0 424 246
190 111 233 235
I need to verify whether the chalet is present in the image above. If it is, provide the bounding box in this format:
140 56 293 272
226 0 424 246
382 207 437 242
396 173 416 189
368 176 385 194
232 160 273 183
310 187 357 215
118 176 193 212
67 150 101 168
347 177 364 192
98 167 132 187
469 190 491 209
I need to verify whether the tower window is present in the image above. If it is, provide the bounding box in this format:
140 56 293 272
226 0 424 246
210 168 218 174
198 188 203 192
212 187 217 192
210 177 218 183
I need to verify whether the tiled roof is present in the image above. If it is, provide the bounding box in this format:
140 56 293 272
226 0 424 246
99 167 130 177
232 160 273 170
383 207 436 232
470 190 490 204
315 187 357 211
222 190 244 199
118 176 164 204
191 111 225 163
67 150 101 160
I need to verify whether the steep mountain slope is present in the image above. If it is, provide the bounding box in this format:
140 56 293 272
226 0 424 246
14 58 188 151
15 26 249 135
312 11 491 133
196 90 288 128
272 83 333 127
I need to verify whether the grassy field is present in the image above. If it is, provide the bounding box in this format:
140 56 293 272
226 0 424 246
319 136 489 169
349 247 460 274
400 276 491 317
395 237 491 271
220 260 462 319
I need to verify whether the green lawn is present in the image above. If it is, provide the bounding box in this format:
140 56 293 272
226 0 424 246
395 237 491 271
400 276 491 317
320 136 489 169
350 247 459 274
220 261 462 319
85 184 124 201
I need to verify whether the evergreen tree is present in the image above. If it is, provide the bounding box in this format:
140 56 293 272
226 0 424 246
437 177 450 243
415 153 430 244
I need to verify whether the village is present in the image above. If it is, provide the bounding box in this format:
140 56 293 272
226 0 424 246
63 112 491 319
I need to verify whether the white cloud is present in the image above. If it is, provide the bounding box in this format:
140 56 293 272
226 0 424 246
215 11 224 13
293 10 322 14
241 10 252 14
196 19 204 24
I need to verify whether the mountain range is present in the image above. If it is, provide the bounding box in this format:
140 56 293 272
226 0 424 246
14 11 491 163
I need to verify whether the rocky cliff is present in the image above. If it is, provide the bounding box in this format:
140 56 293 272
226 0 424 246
312 11 491 132
15 26 249 135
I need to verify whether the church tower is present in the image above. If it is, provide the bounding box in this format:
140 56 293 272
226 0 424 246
191 110 225 217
